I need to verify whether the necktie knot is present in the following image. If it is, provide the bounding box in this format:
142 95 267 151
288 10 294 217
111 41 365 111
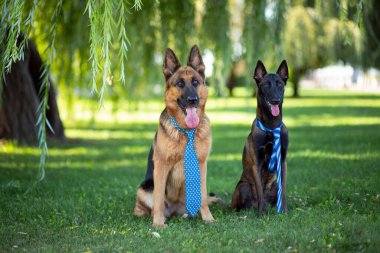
186 129 196 138
255 119 282 134
170 117 196 137
273 129 281 138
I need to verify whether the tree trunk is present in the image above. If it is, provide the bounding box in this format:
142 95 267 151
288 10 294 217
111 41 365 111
226 70 235 97
0 39 65 144
292 69 304 98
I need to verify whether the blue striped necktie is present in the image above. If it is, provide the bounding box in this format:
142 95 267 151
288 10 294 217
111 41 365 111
256 118 283 213
170 117 202 217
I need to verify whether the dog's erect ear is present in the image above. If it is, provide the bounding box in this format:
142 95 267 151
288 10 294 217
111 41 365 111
163 48 181 81
277 60 288 82
187 45 205 79
254 60 267 84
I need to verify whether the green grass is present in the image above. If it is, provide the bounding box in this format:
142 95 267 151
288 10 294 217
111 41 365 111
1 89 379 252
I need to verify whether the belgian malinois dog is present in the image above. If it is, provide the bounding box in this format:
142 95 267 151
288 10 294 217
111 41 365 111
134 45 217 227
231 60 289 216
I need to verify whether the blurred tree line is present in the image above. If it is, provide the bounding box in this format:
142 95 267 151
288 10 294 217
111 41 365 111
0 0 378 178
1 0 375 102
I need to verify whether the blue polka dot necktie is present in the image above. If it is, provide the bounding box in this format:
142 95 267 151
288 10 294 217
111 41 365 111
256 118 283 213
170 117 202 217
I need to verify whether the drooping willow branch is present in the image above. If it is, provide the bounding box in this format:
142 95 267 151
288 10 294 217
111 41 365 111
36 0 62 181
0 0 143 181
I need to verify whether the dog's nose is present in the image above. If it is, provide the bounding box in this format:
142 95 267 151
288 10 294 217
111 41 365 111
271 98 281 105
187 96 198 105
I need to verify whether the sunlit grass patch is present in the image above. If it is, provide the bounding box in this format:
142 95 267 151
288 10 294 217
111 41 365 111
290 149 380 160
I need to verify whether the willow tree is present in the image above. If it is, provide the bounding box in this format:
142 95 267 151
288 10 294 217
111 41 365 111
241 0 268 94
324 19 361 66
362 0 380 70
0 0 142 180
241 0 287 96
202 0 232 96
159 0 196 62
284 6 318 97
284 0 364 97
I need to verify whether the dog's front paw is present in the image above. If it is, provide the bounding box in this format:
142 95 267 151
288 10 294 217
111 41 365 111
202 213 215 222
203 216 215 223
200 208 215 222
258 205 266 217
153 222 168 228
153 214 167 228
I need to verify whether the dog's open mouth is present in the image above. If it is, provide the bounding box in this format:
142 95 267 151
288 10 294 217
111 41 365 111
184 107 199 129
267 100 280 117
177 100 200 129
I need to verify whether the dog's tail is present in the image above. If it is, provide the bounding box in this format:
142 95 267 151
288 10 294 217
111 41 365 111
208 192 225 205
134 187 153 217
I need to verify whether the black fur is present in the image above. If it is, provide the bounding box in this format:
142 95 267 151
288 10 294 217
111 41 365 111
231 60 289 214
176 76 200 111
140 145 155 192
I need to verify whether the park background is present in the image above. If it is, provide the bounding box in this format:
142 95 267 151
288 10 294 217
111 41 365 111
1 0 379 252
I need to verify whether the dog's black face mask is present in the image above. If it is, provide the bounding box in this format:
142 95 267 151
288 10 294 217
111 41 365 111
176 80 200 111
258 74 285 117
254 60 288 117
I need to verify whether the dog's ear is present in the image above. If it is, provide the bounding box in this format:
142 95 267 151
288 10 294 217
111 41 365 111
187 45 205 79
277 60 288 82
253 60 267 84
163 48 181 81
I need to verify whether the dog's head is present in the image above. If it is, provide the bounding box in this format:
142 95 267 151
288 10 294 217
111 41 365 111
163 45 207 129
254 60 288 117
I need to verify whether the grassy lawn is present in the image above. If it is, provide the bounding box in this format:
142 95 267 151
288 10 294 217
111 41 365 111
1 89 379 252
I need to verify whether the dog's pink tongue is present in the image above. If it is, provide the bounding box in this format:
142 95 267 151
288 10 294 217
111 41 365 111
271 104 280 117
185 108 199 129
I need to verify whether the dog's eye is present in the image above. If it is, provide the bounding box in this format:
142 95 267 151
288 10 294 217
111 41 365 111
175 81 185 88
262 83 271 89
192 79 199 87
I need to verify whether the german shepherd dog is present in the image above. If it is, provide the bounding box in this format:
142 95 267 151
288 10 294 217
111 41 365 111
134 45 216 227
231 60 289 216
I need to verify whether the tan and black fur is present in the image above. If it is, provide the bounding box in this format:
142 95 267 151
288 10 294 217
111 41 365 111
231 60 289 216
134 45 218 227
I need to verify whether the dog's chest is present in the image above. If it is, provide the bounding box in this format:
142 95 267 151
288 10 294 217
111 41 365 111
167 132 209 162
262 169 277 190
252 132 278 189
